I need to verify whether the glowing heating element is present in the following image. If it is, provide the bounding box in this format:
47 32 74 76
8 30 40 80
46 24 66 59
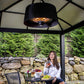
31 17 52 23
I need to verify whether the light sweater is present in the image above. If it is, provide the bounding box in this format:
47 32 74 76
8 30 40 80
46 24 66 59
43 61 61 78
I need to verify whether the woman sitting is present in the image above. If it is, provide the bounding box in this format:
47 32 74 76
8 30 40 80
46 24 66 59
43 51 65 84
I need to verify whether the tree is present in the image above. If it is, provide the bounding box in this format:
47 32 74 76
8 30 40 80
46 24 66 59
0 32 34 57
37 34 60 57
67 27 84 57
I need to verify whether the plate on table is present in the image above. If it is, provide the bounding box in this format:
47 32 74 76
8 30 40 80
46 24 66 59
41 75 53 80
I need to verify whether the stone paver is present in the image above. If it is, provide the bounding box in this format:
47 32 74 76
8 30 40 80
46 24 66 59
66 81 84 84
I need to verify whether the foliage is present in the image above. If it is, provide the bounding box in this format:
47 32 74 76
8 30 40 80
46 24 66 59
37 34 60 57
36 54 46 58
66 27 84 57
0 32 34 57
0 26 83 57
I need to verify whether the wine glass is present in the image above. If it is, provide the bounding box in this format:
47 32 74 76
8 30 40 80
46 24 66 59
31 69 35 77
46 60 51 67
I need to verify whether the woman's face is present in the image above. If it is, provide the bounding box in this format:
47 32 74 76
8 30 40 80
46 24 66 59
49 52 55 60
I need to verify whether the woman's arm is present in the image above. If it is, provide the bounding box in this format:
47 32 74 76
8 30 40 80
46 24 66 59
43 63 49 75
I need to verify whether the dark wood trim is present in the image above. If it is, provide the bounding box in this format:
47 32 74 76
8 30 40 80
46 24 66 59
0 20 83 34
0 27 62 34
57 2 70 13
2 0 23 12
66 0 84 10
58 17 72 27
4 11 24 15
57 20 63 31
63 21 84 34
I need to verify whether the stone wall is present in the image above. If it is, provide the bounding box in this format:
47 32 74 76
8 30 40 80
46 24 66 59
0 56 84 84
0 57 45 84
65 56 84 82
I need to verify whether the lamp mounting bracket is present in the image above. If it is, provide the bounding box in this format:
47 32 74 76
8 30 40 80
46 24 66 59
32 0 35 4
40 0 45 3
32 0 45 4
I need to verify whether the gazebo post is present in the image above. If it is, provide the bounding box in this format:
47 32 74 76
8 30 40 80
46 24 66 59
0 12 2 26
60 34 65 81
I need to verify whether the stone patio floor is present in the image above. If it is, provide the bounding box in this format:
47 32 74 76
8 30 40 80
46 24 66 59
66 81 84 84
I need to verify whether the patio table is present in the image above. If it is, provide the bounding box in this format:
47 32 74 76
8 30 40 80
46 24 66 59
25 76 54 84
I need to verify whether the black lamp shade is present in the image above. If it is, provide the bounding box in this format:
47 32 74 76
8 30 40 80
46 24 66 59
24 3 58 28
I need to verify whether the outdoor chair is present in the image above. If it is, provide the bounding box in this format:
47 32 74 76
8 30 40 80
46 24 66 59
5 72 21 84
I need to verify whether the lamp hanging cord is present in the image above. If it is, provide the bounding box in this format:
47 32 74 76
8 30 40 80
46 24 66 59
32 0 35 4
41 0 45 3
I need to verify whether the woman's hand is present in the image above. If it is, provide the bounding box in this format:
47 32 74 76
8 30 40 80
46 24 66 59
46 64 50 68
52 77 56 84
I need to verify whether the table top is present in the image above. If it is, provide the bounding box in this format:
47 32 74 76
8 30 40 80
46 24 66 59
25 76 54 82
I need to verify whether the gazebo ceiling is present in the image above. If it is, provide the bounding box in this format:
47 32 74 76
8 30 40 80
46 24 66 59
0 0 84 34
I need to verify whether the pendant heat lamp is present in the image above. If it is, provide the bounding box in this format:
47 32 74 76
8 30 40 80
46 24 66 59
24 0 58 28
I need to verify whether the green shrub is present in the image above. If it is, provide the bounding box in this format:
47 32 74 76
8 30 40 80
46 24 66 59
65 27 84 57
36 54 46 58
0 32 34 57
37 34 60 57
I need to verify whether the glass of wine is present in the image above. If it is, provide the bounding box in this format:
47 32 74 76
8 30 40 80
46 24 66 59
31 69 35 77
46 60 51 66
